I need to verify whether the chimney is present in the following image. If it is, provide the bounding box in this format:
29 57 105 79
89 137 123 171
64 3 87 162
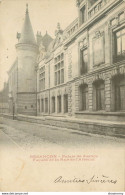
17 32 21 42
36 31 42 45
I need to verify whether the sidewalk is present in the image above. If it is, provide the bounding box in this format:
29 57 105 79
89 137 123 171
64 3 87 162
1 113 125 139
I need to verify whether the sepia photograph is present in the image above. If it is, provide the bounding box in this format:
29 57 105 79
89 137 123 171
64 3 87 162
0 0 125 192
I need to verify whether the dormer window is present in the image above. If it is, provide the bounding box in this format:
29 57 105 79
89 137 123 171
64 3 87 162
88 0 98 8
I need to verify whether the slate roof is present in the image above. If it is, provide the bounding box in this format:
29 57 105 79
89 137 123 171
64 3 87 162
19 6 36 45
42 32 53 50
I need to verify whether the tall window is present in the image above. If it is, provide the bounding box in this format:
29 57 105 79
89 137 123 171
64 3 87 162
45 98 48 113
41 99 44 112
114 28 125 62
79 84 88 111
93 32 105 66
52 97 55 113
39 66 45 91
55 53 64 86
80 49 88 75
115 76 125 111
57 95 61 113
95 81 105 111
80 6 86 25
64 94 68 113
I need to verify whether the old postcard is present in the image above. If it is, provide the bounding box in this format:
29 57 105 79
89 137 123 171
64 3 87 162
0 0 125 192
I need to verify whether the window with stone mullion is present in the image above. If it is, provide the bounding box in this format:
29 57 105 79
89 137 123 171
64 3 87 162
54 53 64 86
39 66 45 90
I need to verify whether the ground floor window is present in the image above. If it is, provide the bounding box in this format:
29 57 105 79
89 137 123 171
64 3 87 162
52 97 55 113
64 94 68 113
45 98 48 113
41 99 44 112
79 84 88 111
38 99 40 112
57 95 61 113
115 75 125 111
95 81 105 111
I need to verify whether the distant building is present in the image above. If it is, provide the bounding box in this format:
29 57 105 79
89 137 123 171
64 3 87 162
0 82 9 113
8 0 125 122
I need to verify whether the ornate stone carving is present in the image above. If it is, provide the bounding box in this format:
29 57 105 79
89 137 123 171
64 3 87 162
92 72 106 83
95 30 104 39
79 38 87 49
79 79 85 86
120 66 125 74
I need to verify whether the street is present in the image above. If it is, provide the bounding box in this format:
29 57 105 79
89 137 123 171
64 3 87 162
0 116 125 192
0 117 124 150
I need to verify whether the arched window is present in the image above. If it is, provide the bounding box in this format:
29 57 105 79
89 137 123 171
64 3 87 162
79 84 88 111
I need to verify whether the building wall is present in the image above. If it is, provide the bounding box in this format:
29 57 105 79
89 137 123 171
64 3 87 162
16 46 37 93
0 82 9 113
17 93 36 116
8 61 18 114
15 44 38 115
37 0 125 121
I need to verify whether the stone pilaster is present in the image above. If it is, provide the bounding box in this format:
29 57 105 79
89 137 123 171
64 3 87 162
75 81 80 112
68 83 72 116
105 77 111 112
88 82 93 111
68 50 72 79
62 94 64 114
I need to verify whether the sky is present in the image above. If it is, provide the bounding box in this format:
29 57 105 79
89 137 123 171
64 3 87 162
0 0 78 90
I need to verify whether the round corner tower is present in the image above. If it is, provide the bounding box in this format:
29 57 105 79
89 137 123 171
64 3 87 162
16 4 38 116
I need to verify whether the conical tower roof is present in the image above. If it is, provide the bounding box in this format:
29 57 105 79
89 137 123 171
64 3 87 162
19 4 36 45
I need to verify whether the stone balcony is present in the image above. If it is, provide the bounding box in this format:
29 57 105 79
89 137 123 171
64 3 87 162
63 18 79 40
88 0 119 19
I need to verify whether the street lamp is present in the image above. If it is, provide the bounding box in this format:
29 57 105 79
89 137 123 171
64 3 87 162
9 91 15 120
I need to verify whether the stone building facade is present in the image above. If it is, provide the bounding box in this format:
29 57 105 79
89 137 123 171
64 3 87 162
37 0 125 122
8 0 125 121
